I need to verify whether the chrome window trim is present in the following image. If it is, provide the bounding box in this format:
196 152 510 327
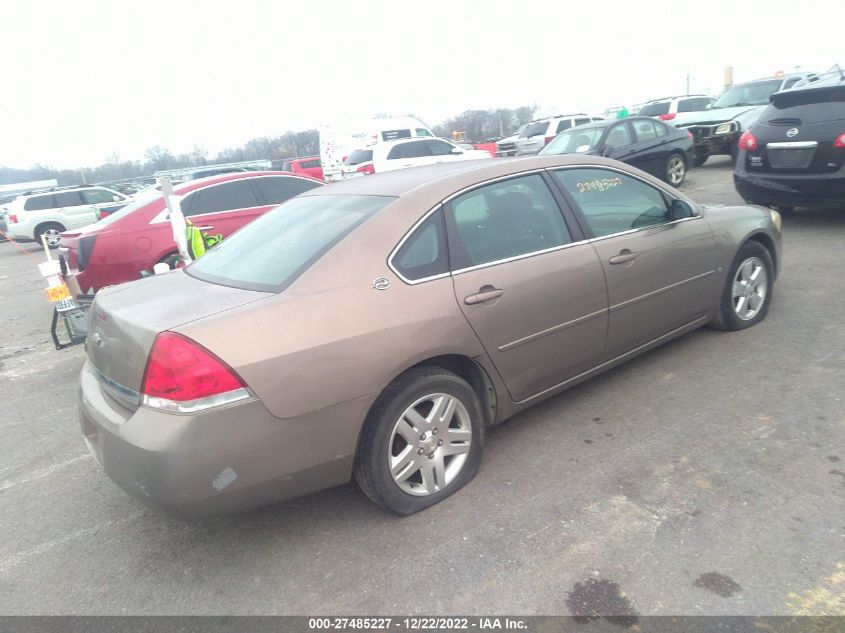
148 174 320 225
387 164 700 285
766 141 818 149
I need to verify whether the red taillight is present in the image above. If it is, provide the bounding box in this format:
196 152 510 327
544 136 555 145
141 332 245 402
738 130 759 152
834 132 845 148
9 214 18 224
659 113 677 121
357 163 375 175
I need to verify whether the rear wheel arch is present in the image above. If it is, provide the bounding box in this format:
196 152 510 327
34 221 66 247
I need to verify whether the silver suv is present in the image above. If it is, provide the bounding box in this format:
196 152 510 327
5 185 130 248
515 114 605 155
637 95 716 122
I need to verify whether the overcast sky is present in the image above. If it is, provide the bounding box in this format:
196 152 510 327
1 0 841 169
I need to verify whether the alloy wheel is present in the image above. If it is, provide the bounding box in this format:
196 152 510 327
668 155 685 186
43 228 61 247
388 393 472 496
732 256 767 321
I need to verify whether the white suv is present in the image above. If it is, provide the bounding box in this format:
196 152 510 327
637 95 716 123
5 185 130 248
515 114 604 155
367 138 491 174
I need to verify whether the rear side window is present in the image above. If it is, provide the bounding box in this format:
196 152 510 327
573 118 590 127
181 179 261 216
54 191 84 207
447 174 572 268
344 149 373 165
426 140 456 156
638 102 671 116
387 141 431 159
605 124 632 148
555 119 573 133
82 189 119 204
632 119 658 141
392 207 449 281
415 128 433 137
254 176 321 205
187 194 393 292
654 121 668 137
552 168 669 237
24 195 55 211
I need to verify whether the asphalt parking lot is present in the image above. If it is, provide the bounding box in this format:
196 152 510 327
1 157 843 617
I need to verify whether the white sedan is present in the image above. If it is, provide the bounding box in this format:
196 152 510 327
369 137 492 174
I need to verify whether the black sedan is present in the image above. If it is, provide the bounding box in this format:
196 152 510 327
734 78 845 211
539 116 694 187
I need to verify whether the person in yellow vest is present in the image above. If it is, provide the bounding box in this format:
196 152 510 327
185 218 224 260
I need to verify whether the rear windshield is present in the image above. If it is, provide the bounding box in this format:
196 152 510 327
521 122 549 137
344 149 373 165
766 86 845 123
638 102 671 116
186 194 394 292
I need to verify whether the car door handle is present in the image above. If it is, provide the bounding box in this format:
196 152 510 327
464 287 504 305
609 250 637 265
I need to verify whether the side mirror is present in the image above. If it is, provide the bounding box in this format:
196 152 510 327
602 145 614 157
670 199 695 220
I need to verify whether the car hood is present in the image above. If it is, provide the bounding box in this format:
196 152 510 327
497 134 519 144
86 270 270 393
679 105 760 125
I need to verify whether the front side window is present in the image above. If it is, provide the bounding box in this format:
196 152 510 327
82 189 119 204
632 119 658 141
447 174 572 269
387 141 432 160
678 98 713 112
552 168 670 237
24 195 55 211
187 194 392 292
393 208 449 281
415 128 433 137
54 191 84 207
254 176 321 205
181 179 261 217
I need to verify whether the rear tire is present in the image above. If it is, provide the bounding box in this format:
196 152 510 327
35 223 64 249
664 152 687 187
709 241 774 331
354 367 484 515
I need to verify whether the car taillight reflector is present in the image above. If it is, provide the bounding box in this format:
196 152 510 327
357 163 375 175
834 132 845 148
659 113 677 121
738 130 758 152
141 332 246 403
9 214 18 224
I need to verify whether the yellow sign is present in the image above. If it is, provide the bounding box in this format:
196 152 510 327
45 284 71 302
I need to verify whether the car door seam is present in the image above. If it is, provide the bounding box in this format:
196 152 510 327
497 308 609 352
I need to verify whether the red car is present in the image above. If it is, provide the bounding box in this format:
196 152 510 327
59 171 323 294
280 156 324 180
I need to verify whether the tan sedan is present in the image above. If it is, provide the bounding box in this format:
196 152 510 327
79 156 782 517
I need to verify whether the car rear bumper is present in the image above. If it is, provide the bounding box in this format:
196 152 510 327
734 159 845 207
78 360 373 518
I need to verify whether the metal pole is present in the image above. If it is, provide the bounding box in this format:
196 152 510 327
160 176 191 264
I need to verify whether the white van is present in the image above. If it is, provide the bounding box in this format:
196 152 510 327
320 117 434 182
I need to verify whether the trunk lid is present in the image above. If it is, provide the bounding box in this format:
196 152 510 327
87 270 269 396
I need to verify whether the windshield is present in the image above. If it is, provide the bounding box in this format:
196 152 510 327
89 187 163 228
540 127 604 155
713 80 782 108
520 122 549 138
186 194 393 292
638 102 671 116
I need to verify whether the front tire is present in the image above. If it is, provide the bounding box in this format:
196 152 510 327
710 241 774 331
35 223 65 249
665 152 687 187
354 367 484 515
